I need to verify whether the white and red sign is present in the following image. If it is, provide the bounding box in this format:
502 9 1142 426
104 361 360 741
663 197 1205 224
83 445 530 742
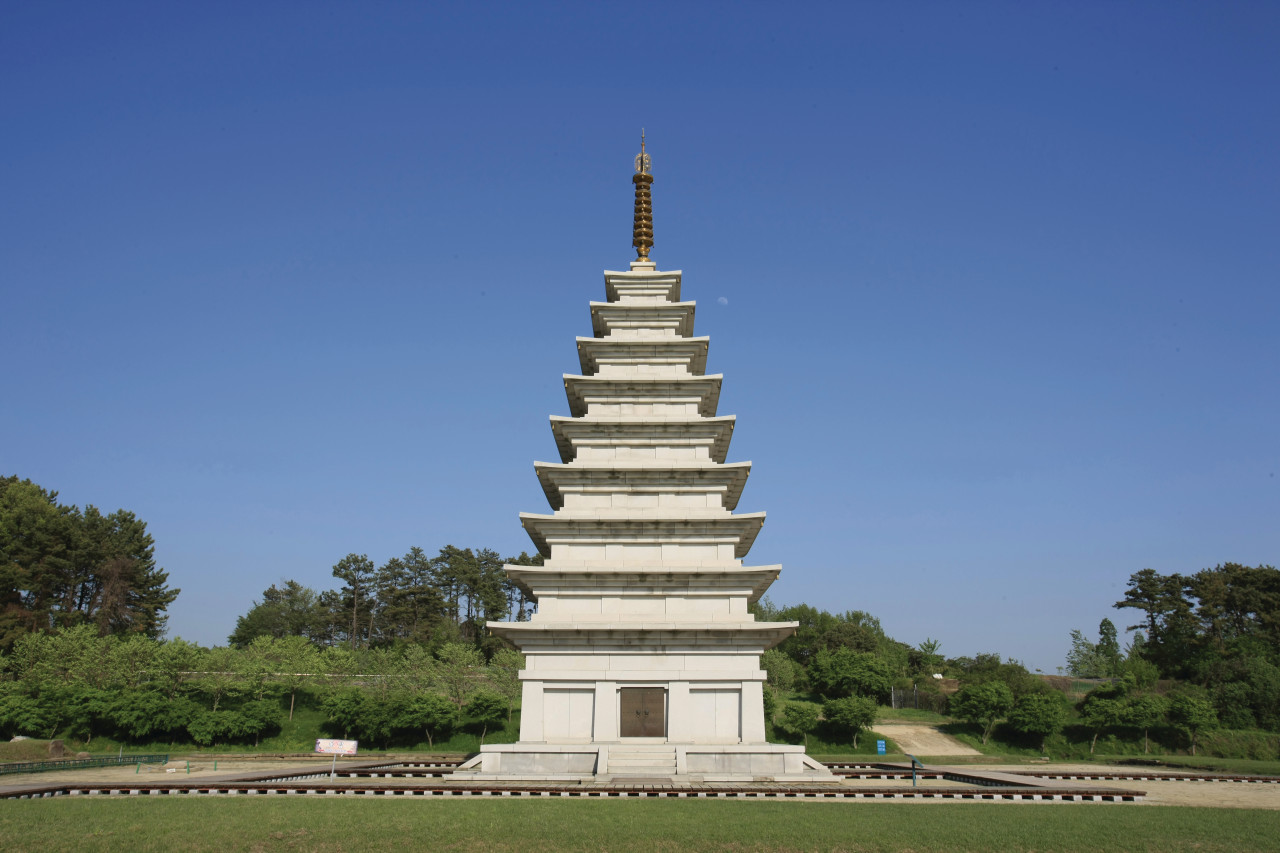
314 739 358 756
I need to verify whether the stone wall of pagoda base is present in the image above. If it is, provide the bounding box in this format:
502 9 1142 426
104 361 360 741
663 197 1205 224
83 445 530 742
462 742 829 779
516 675 767 745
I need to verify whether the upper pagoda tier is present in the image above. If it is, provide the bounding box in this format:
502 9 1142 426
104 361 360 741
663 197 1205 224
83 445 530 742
590 300 695 338
603 267 682 303
576 336 710 376
534 460 751 513
550 415 736 464
562 373 722 418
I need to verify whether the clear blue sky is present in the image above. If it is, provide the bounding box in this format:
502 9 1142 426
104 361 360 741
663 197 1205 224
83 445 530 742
4 2 1277 673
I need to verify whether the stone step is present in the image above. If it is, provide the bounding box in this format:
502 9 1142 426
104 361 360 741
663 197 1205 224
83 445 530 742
607 747 678 774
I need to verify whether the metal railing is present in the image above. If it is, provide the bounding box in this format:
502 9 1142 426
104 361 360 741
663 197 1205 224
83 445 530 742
0 754 169 777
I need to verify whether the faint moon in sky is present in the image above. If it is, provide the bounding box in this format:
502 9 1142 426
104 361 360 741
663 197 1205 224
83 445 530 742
717 296 729 306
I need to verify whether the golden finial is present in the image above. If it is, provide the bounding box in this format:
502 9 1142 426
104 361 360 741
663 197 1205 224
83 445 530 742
632 130 654 260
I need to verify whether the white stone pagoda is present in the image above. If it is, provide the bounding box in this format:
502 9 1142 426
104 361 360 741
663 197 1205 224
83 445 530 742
462 139 830 781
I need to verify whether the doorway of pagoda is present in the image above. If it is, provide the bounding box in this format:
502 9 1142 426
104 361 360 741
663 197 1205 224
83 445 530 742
619 687 667 737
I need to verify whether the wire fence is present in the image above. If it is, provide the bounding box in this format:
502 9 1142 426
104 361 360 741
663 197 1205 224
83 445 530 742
889 686 948 714
0 754 169 777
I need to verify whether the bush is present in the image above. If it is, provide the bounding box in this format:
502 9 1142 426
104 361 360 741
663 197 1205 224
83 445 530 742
951 681 1013 744
822 696 876 749
1007 691 1068 752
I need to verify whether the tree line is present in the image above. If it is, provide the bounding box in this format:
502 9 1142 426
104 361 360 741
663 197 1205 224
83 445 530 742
752 565 1279 755
0 625 524 749
229 546 542 651
0 477 178 649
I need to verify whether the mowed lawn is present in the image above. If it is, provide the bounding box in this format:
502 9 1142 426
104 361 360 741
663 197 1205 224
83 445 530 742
2 798 1278 852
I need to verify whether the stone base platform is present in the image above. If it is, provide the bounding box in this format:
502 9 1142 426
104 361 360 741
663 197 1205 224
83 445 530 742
456 742 833 783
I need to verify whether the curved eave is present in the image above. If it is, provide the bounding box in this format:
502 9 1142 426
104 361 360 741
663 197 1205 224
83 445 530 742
503 564 782 604
487 620 798 650
532 461 752 511
549 416 736 464
575 336 710 376
519 512 766 560
562 375 723 418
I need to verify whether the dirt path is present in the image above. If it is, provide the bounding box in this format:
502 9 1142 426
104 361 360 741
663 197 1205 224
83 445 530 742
874 724 982 756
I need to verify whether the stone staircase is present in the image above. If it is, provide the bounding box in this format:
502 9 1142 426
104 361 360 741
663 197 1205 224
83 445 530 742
605 746 678 777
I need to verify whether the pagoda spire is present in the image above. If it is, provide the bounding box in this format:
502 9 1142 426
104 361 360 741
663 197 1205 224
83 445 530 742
632 130 654 261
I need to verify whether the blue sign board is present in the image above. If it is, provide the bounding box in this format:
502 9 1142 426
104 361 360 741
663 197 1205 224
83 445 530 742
876 740 886 755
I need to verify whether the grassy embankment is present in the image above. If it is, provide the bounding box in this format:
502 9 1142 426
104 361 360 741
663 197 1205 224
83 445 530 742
2 798 1278 852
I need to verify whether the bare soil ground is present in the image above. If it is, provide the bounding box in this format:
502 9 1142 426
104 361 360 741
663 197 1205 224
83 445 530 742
875 724 982 756
997 763 1280 811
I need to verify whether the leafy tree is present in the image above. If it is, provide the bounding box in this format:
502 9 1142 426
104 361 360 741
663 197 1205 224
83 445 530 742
1123 694 1168 754
187 710 245 747
107 689 199 740
951 654 1039 698
913 638 944 676
808 647 892 702
1065 629 1101 678
465 691 507 745
228 581 327 647
45 683 109 743
278 635 322 721
782 701 820 748
762 686 778 727
332 554 376 650
753 601 841 665
149 637 199 698
950 681 1014 745
192 646 242 711
1115 569 1201 678
106 634 157 691
761 649 797 694
1245 656 1280 732
0 683 50 739
435 642 484 708
1169 689 1218 756
0 477 178 647
321 687 366 741
1120 634 1160 688
239 698 283 746
823 696 877 749
1079 688 1126 754
487 647 524 722
1008 691 1068 752
502 551 542 623
1096 619 1122 676
375 548 447 644
1066 620 1122 679
402 692 456 748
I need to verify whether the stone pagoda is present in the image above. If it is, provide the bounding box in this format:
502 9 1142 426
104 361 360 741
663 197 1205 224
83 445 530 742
462 139 830 781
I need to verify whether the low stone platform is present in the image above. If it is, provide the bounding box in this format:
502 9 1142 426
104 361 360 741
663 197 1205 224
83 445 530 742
456 742 833 782
0 759 1146 803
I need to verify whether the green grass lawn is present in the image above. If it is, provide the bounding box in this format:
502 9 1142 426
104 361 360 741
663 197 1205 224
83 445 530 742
2 798 1277 852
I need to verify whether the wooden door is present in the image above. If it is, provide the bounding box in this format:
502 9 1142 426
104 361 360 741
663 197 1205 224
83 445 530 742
619 687 666 737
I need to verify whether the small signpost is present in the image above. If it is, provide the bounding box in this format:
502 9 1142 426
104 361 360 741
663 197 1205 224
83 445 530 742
905 753 924 787
315 739 358 779
876 740 886 755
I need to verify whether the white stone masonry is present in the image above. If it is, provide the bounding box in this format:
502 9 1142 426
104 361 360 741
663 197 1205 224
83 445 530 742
473 260 829 781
